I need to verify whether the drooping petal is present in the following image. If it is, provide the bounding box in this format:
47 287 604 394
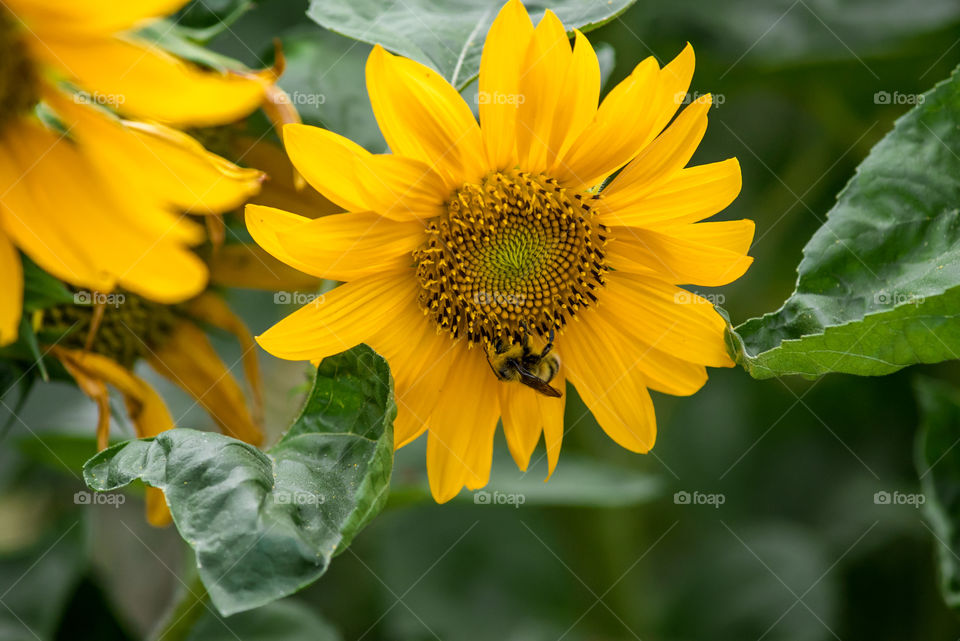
246 205 421 281
426 343 501 502
598 158 742 228
479 0 534 169
366 45 486 189
561 314 657 452
497 372 566 476
555 44 696 190
6 0 189 36
256 269 418 362
601 272 734 368
606 220 754 286
0 230 22 346
30 35 270 127
147 321 263 446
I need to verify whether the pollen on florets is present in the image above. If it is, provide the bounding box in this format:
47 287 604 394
0 9 39 133
414 169 608 347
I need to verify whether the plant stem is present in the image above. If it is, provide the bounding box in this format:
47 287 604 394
149 573 209 641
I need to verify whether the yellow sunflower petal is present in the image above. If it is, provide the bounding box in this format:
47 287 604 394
602 272 734 367
6 0 189 35
46 88 263 217
599 158 742 227
238 136 339 217
366 45 486 188
606 220 754 286
256 270 417 362
147 321 263 446
479 0 534 169
145 489 173 527
426 343 500 502
0 230 22 346
246 205 420 281
497 372 566 476
562 313 657 452
555 44 696 190
30 35 269 127
354 154 447 220
282 123 373 212
602 94 712 206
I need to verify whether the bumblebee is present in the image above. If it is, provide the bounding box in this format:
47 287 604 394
486 330 562 398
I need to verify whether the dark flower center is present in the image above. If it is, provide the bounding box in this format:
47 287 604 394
0 9 39 133
414 170 607 347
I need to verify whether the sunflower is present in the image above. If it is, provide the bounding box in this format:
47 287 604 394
247 0 754 502
0 0 285 347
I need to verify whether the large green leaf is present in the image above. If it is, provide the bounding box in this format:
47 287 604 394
306 0 637 88
729 64 960 378
916 376 960 610
186 600 342 641
82 345 395 616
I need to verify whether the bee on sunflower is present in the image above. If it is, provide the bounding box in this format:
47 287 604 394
0 0 291 347
247 0 754 502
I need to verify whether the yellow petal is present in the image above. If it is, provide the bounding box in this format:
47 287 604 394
602 94 712 206
366 45 486 189
31 35 269 127
479 0 534 169
426 343 500 502
606 220 754 286
0 230 22 346
6 0 189 35
282 123 373 213
188 293 263 425
602 272 734 367
256 270 417 362
147 321 263 446
238 136 339 217
555 44 696 190
353 154 447 220
599 158 742 227
46 88 263 218
561 315 657 452
246 205 420 281
497 372 566 476
145 488 173 527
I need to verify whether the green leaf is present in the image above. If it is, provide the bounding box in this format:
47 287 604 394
138 20 253 71
22 256 72 312
82 345 395 616
915 376 960 610
306 0 638 89
730 64 960 378
186 600 342 641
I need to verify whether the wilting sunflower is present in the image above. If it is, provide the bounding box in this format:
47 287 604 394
247 0 754 502
0 0 285 347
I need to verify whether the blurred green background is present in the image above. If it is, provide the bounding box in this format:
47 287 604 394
3 0 960 639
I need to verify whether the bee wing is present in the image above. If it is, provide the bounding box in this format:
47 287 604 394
516 370 562 398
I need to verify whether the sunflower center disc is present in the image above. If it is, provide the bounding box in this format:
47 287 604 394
0 9 39 134
414 169 607 347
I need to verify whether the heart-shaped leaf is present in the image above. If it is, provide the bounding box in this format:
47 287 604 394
83 345 395 615
729 64 960 378
307 0 637 88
